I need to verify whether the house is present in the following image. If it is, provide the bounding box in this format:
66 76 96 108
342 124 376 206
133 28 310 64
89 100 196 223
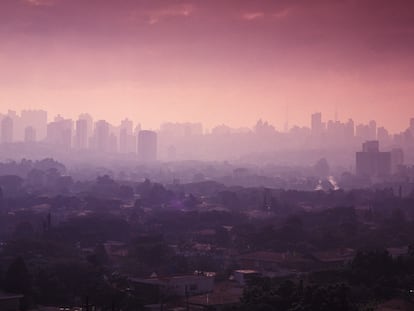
311 248 356 269
188 281 243 311
238 251 314 276
0 291 23 311
130 272 215 304
232 270 261 286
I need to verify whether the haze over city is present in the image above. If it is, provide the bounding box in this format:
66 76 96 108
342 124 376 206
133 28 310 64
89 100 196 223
1 0 414 131
1 1 414 311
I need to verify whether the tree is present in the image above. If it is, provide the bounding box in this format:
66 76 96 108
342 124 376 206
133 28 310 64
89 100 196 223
5 257 32 310
5 257 32 295
314 158 330 178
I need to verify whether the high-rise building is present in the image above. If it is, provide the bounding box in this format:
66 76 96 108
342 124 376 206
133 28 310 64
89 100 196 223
410 118 414 134
377 127 390 144
391 148 404 174
311 112 323 136
368 120 377 140
345 119 355 139
138 130 157 161
21 110 47 141
1 117 13 143
24 126 37 142
356 141 391 177
79 113 93 141
46 118 73 149
75 118 88 149
355 124 370 141
119 118 134 153
94 120 110 152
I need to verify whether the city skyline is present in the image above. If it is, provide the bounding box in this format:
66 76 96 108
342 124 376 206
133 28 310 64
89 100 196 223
0 108 413 135
1 0 414 132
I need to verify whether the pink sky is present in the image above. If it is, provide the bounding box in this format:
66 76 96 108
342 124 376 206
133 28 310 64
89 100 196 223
0 0 413 132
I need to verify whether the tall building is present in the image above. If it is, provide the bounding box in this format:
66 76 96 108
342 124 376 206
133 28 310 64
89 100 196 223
94 120 110 152
46 118 73 149
1 117 13 143
24 126 37 142
119 118 134 153
356 141 391 177
345 119 355 139
79 113 93 141
355 124 370 141
138 130 157 161
21 110 47 141
377 127 390 144
410 118 414 134
368 120 377 140
311 112 324 137
6 110 23 141
75 118 88 149
391 148 404 174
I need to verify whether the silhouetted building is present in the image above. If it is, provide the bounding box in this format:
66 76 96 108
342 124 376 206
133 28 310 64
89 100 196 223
368 120 377 140
311 112 323 136
24 126 36 143
75 118 88 149
356 141 391 177
94 120 110 152
79 113 93 142
1 117 13 143
109 132 118 153
138 130 157 161
119 118 134 153
391 148 404 174
377 126 390 145
21 109 47 141
46 117 73 149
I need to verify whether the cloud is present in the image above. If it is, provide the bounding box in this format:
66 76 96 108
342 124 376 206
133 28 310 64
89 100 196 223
146 3 195 25
23 0 56 7
272 8 291 19
241 12 264 21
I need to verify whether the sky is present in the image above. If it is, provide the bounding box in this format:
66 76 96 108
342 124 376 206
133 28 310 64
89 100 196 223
0 0 413 132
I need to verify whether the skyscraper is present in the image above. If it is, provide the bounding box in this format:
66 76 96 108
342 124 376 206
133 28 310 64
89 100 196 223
94 120 110 153
21 110 47 141
75 118 88 149
311 112 323 136
24 126 37 143
119 118 134 153
138 130 157 162
1 117 13 143
391 148 404 174
368 120 377 140
356 141 391 177
46 118 73 149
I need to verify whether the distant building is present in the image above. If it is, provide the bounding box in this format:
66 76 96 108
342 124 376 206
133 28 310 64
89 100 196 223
75 118 88 149
377 126 390 144
311 112 323 136
356 141 391 177
119 118 135 153
78 113 94 142
391 148 404 174
24 126 36 143
0 291 23 311
410 118 414 134
46 118 73 149
21 109 47 141
1 117 13 143
94 120 110 152
138 130 157 161
368 120 377 140
130 273 215 304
